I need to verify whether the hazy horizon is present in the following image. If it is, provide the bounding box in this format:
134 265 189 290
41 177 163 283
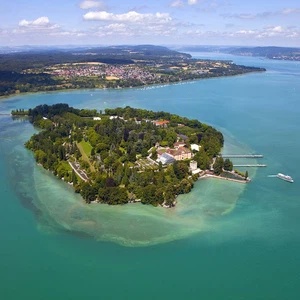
0 44 299 50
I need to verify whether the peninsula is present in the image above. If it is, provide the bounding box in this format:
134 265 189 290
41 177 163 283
0 45 265 97
15 104 248 207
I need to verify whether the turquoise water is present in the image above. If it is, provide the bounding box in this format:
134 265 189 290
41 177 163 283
1 55 300 299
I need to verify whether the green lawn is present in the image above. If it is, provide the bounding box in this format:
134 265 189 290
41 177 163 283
79 140 93 157
77 141 95 172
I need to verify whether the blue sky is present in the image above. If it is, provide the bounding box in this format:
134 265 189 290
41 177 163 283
0 0 299 46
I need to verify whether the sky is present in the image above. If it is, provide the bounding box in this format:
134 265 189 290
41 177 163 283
0 0 300 47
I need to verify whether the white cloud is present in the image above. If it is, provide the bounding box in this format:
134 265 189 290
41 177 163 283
235 30 256 35
188 0 198 5
222 8 300 20
19 16 50 27
50 30 86 37
83 11 171 24
269 26 284 33
13 16 61 35
96 23 129 37
170 0 184 7
79 1 105 10
0 29 9 36
105 23 126 31
281 8 300 14
96 23 127 35
222 13 267 19
93 20 178 39
182 25 300 41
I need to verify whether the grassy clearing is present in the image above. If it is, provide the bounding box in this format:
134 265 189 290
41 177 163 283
77 141 95 172
79 140 93 157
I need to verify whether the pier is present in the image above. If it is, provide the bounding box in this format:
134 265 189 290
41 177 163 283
222 154 263 158
233 164 267 167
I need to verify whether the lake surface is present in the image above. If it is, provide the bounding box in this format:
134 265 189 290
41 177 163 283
1 54 300 299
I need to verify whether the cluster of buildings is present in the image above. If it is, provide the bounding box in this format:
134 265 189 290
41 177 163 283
156 138 200 166
91 115 201 171
48 63 105 78
46 63 158 83
105 65 158 83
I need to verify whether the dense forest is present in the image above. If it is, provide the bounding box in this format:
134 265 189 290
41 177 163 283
21 104 225 207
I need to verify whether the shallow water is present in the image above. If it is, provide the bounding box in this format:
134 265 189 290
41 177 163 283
0 113 248 246
1 55 300 299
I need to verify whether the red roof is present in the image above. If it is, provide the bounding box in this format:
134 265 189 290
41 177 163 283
174 142 186 148
153 120 169 126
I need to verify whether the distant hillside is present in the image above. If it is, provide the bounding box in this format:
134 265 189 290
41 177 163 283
228 46 300 61
0 45 191 72
176 45 300 61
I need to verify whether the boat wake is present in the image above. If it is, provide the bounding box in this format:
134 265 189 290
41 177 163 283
268 173 294 183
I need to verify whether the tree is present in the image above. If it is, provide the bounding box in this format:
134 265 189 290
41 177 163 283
213 156 224 175
194 147 209 170
80 182 93 203
155 188 165 205
128 149 136 162
141 148 148 158
245 170 248 179
151 148 158 160
72 169 78 185
224 158 233 171
105 177 116 187
141 185 156 205
180 178 192 194
91 148 95 156
173 161 189 180
158 161 163 171
164 184 176 207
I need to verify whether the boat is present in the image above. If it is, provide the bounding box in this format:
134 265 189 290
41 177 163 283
277 173 294 183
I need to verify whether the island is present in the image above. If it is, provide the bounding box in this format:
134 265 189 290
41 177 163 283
14 104 249 207
0 45 265 97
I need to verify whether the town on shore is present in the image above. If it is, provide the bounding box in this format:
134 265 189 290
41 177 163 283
0 45 265 97
13 104 249 208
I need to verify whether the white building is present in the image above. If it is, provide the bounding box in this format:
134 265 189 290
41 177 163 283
93 117 101 121
190 160 201 175
190 160 198 171
191 144 200 152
